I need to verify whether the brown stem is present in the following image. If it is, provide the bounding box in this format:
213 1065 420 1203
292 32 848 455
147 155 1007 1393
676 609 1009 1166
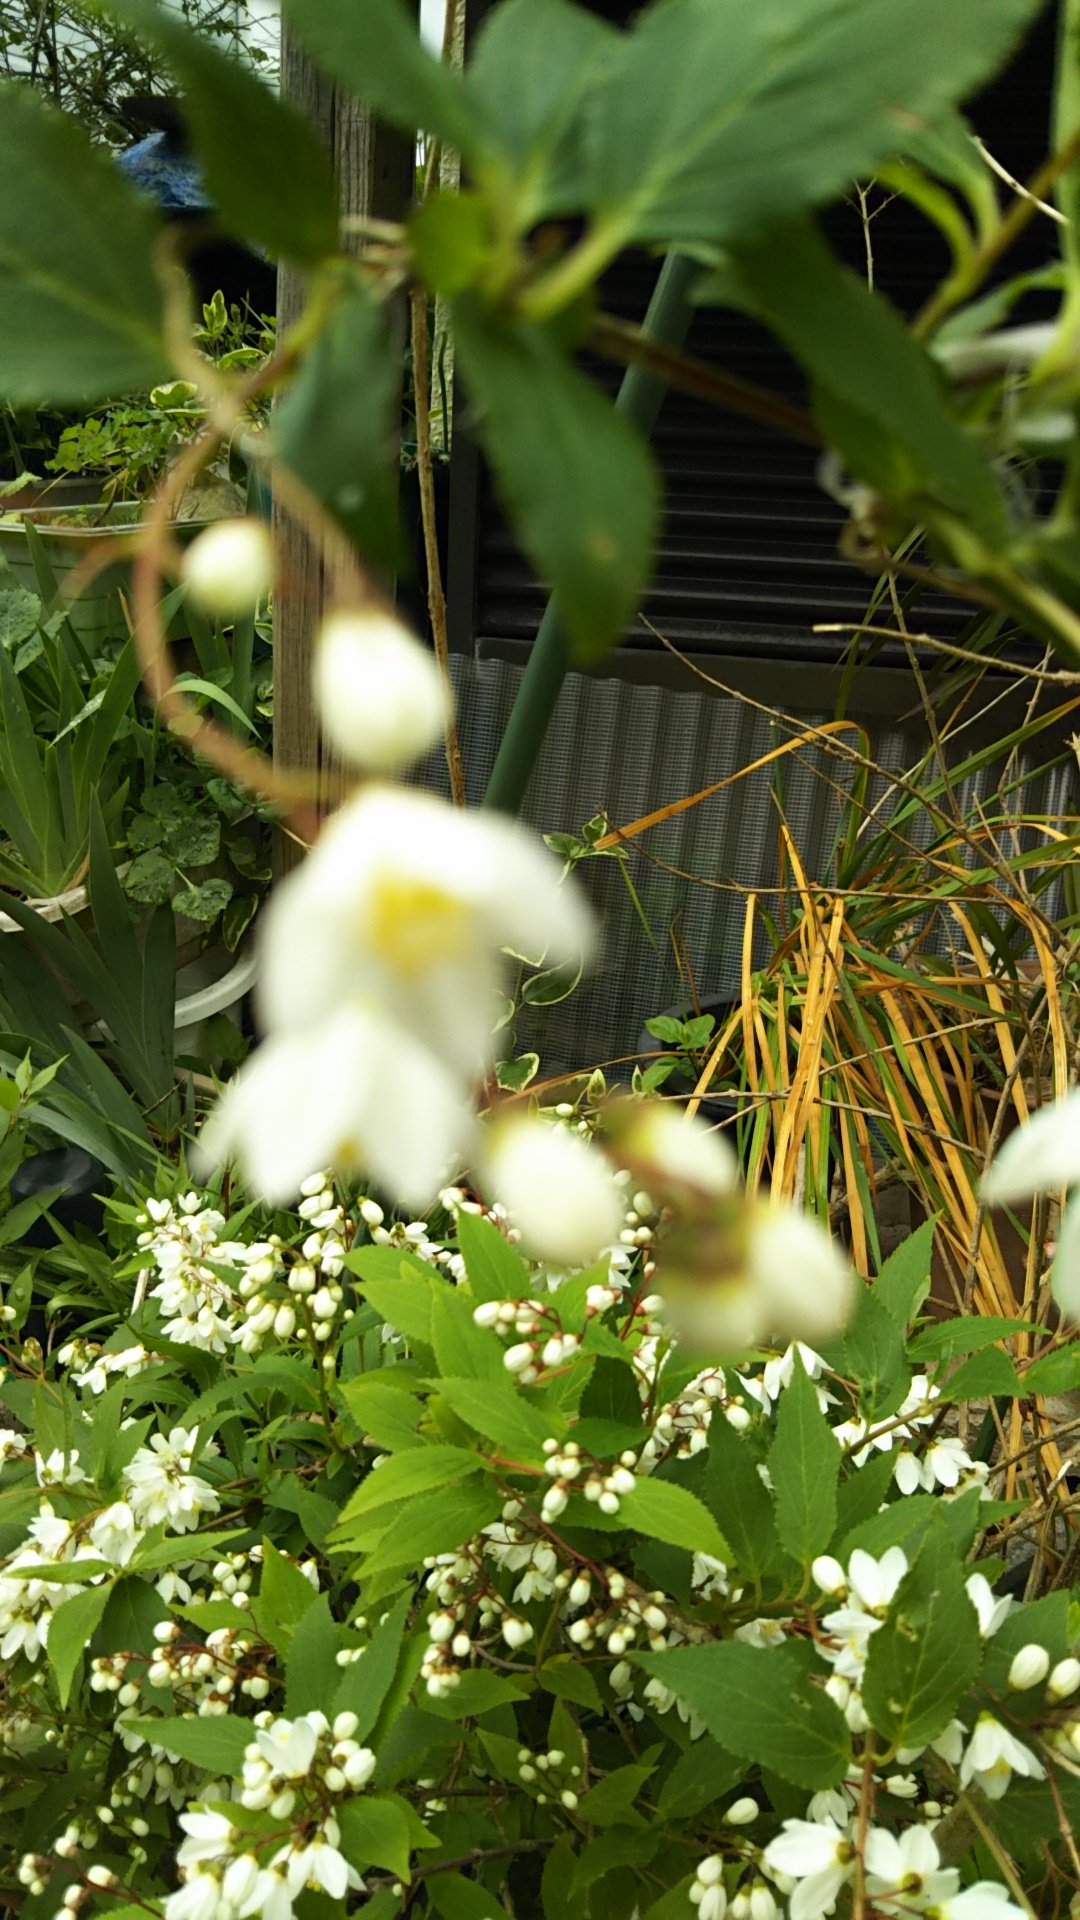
588 310 822 447
409 286 466 805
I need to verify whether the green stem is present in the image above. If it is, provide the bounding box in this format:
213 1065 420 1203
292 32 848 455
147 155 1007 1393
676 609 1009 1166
482 250 699 816
517 215 630 323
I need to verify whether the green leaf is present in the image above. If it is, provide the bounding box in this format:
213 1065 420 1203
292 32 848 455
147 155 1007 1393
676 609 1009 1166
332 1591 412 1740
409 193 493 297
334 1444 484 1531
727 220 1010 545
768 1350 841 1564
570 1830 658 1893
908 1316 1036 1363
843 1284 912 1419
173 878 233 923
337 1794 413 1880
285 1594 342 1716
577 1762 656 1828
453 297 659 661
0 586 43 652
580 0 1042 247
937 1347 1021 1402
981 1592 1071 1699
638 1642 851 1789
164 814 220 866
346 1247 438 1345
435 1375 558 1459
1020 1344 1080 1396
521 956 585 1006
0 87 167 401
618 1477 729 1561
862 1518 982 1748
274 277 401 563
465 0 618 222
700 1414 780 1585
105 0 339 264
122 1713 252 1774
495 1053 540 1093
430 1872 514 1920
280 0 480 160
455 1208 531 1305
657 1739 743 1818
47 1583 112 1707
339 1375 424 1452
832 1447 898 1547
431 1285 506 1385
251 1541 320 1653
123 851 175 905
537 1654 604 1713
356 1481 504 1578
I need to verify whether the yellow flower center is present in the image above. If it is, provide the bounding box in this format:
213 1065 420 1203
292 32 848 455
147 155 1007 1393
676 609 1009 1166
366 875 472 976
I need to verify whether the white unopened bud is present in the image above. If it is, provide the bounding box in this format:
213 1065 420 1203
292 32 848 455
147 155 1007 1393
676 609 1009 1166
1050 1657 1080 1700
811 1554 847 1595
1009 1644 1051 1691
502 1616 533 1651
504 1342 536 1376
483 1117 621 1269
182 517 273 616
273 1303 296 1340
314 608 450 772
724 1797 759 1826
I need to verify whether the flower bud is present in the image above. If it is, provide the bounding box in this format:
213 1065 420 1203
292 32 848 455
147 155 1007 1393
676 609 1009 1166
182 518 273 617
313 608 450 772
723 1797 760 1826
1049 1657 1080 1700
1008 1643 1051 1691
811 1554 848 1595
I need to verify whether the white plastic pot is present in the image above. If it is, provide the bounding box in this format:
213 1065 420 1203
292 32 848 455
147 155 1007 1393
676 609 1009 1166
174 944 258 1044
0 879 90 935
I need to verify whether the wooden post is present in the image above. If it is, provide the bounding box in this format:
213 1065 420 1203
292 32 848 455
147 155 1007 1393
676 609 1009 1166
272 24 414 858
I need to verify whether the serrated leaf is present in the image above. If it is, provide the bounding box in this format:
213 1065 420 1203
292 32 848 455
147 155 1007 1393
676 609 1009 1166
435 1376 559 1459
0 88 166 401
843 1284 911 1419
339 1375 424 1452
455 1208 532 1304
577 1761 655 1828
618 1476 729 1561
537 1654 604 1713
638 1642 851 1788
908 1315 1036 1363
937 1347 1021 1402
1020 1344 1080 1396
581 0 1041 248
454 296 659 661
768 1351 841 1564
106 0 339 265
466 0 618 223
251 1541 320 1653
430 1872 515 1920
333 1444 484 1531
861 1517 981 1748
430 1284 506 1384
874 1219 938 1331
359 1482 504 1578
337 1793 413 1879
657 1738 743 1817
47 1583 113 1707
346 1247 439 1345
332 1591 411 1740
122 1713 252 1774
284 1593 341 1716
699 1416 780 1585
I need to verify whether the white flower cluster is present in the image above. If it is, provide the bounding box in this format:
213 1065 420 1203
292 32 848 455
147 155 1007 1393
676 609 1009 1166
760 1817 1027 1920
833 1373 989 1501
55 1342 152 1396
165 1711 375 1920
472 1282 620 1384
515 1743 582 1809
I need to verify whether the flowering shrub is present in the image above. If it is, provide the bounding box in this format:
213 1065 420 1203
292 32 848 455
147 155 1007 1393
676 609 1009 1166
1 1178 1079 1920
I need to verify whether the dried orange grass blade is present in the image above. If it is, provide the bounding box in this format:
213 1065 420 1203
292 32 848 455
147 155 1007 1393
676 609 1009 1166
948 902 1030 1127
686 1001 743 1121
773 900 844 1197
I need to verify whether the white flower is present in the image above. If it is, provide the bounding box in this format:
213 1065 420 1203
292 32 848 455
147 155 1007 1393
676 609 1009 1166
619 1104 739 1197
313 608 451 772
864 1825 958 1908
88 1502 141 1568
122 1428 220 1533
163 1868 223 1920
761 1343 827 1405
257 785 593 1082
181 517 273 616
196 999 472 1208
255 1714 320 1779
959 1713 1045 1799
482 1117 622 1268
275 1831 361 1900
35 1449 87 1487
965 1573 1012 1639
176 1808 235 1866
1008 1643 1051 1691
848 1547 908 1612
749 1207 853 1342
762 1820 854 1920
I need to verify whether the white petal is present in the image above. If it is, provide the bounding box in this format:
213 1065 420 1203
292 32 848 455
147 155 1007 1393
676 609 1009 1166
1051 1194 1080 1319
789 1865 848 1920
196 1005 472 1208
981 1089 1080 1204
314 610 450 773
483 1118 623 1268
749 1206 853 1341
863 1829 904 1884
763 1822 844 1877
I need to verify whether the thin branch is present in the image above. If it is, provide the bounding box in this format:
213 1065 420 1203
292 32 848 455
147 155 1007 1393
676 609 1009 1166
588 310 822 447
409 291 466 806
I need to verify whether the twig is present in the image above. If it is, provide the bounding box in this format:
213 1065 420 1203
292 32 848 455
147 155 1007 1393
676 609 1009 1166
409 286 466 805
588 311 822 447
